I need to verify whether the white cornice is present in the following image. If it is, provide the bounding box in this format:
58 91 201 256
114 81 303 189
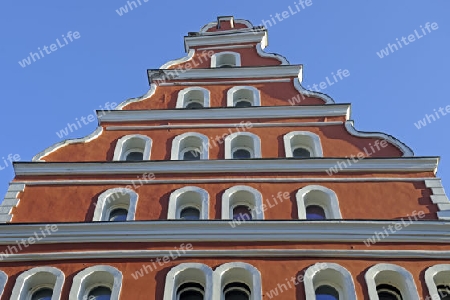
0 221 449 245
13 157 439 176
148 65 301 82
14 157 440 176
98 105 350 123
184 30 267 52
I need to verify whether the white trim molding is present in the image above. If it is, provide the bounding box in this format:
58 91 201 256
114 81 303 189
227 86 261 107
10 266 65 300
304 263 356 300
425 264 450 300
212 262 262 300
116 82 157 109
168 186 209 220
296 185 342 219
98 104 350 123
0 183 25 223
32 127 103 162
113 134 152 161
365 263 419 300
255 43 289 65
344 120 414 157
199 17 254 33
0 271 7 298
211 51 241 68
293 78 335 105
284 131 323 158
224 132 261 159
160 49 196 69
222 186 264 220
69 265 122 300
171 132 209 160
425 179 450 220
93 188 138 222
185 30 267 52
13 157 440 176
163 263 213 300
176 87 211 108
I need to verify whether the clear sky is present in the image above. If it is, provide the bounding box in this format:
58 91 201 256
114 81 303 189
0 1 449 202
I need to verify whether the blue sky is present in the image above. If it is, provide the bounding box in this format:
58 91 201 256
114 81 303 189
0 1 449 201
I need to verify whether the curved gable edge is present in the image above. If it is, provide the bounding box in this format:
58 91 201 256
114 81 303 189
345 120 414 157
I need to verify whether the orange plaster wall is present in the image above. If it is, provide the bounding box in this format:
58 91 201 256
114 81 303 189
10 181 436 223
39 124 404 162
0 258 443 299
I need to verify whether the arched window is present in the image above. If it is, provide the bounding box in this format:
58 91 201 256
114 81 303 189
113 135 152 161
283 131 323 158
227 86 261 107
0 271 7 299
296 185 342 220
212 262 262 300
168 187 209 220
425 264 450 300
225 132 261 159
93 188 138 222
10 267 65 300
304 263 356 300
211 52 241 68
176 87 210 109
171 132 209 161
222 186 263 220
365 264 419 300
69 265 122 300
163 263 213 300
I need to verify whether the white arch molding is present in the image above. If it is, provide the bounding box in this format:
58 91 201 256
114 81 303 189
296 185 342 219
224 132 261 159
163 263 213 300
69 265 122 300
222 185 264 220
425 264 450 300
171 132 209 160
93 188 139 221
113 134 152 161
168 186 209 220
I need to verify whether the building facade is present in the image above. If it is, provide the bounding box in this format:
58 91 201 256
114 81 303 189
0 16 450 300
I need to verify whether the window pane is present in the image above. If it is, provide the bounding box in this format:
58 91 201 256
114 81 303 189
88 286 112 300
315 285 339 300
32 288 53 300
180 207 200 220
233 205 252 220
233 149 251 159
235 100 252 108
186 102 203 109
109 208 128 222
224 283 251 300
183 149 201 160
219 64 234 68
437 285 450 300
306 205 326 220
376 284 403 300
178 283 204 300
293 147 311 158
126 151 144 161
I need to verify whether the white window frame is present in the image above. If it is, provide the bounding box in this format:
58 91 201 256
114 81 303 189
296 185 341 220
212 262 262 300
168 186 209 220
93 188 138 222
163 263 213 300
227 86 261 107
365 263 419 300
176 87 210 108
0 271 6 299
69 265 122 300
224 132 261 159
211 52 241 68
171 132 209 160
222 186 264 220
283 131 323 158
113 134 152 161
425 264 450 300
304 263 356 300
10 267 65 300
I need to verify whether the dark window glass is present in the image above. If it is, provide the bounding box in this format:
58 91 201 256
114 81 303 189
437 285 450 300
31 288 53 300
293 147 311 158
224 283 251 300
233 205 252 221
377 284 403 300
180 207 200 220
315 285 339 300
235 100 252 108
186 102 203 109
306 205 326 220
219 64 234 68
88 286 112 300
183 149 201 160
232 149 251 159
109 208 128 222
126 151 143 161
177 283 204 300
